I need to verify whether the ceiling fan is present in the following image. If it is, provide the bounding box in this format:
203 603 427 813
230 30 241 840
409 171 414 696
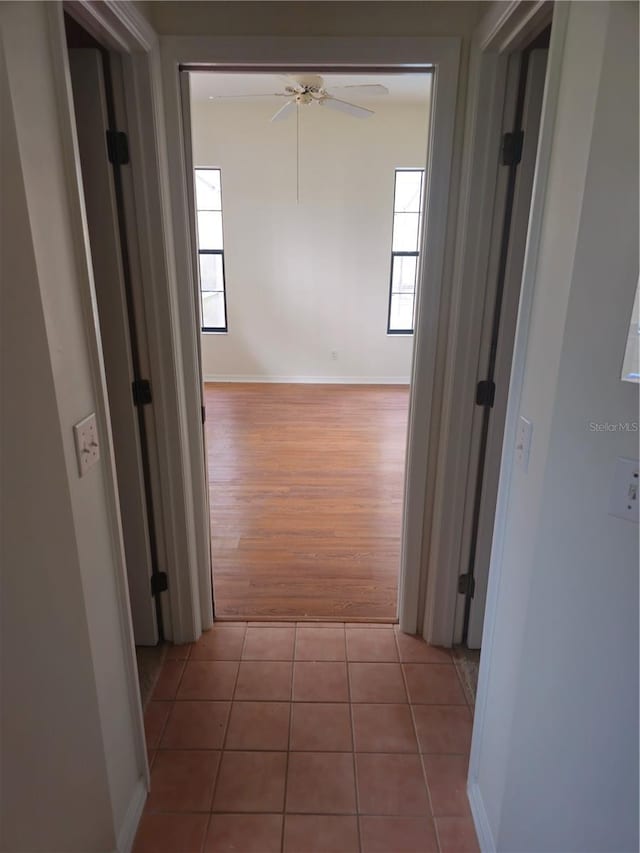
208 75 389 122
207 75 389 201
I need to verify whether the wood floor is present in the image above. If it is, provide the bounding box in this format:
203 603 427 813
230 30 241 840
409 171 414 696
205 383 410 620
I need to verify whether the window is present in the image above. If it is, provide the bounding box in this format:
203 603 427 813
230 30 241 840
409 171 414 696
195 168 227 332
388 169 424 334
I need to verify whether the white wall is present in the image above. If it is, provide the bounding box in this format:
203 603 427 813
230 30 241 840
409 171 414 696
0 3 146 849
192 93 431 381
470 3 639 851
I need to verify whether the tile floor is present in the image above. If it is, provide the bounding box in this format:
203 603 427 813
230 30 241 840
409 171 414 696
136 623 480 853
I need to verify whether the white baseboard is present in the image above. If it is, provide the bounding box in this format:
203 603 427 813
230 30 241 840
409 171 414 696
116 776 147 853
203 374 410 385
467 781 496 853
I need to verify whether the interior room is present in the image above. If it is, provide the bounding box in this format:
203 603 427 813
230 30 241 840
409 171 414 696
188 71 432 620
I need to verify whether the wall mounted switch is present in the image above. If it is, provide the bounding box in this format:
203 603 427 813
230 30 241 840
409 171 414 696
515 416 533 471
608 457 639 523
73 413 100 477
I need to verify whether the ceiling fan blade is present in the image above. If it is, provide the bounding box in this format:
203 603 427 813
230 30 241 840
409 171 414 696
322 97 374 119
270 100 297 122
208 92 289 100
327 84 389 96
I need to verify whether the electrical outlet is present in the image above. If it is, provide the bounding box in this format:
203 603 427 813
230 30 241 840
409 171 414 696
608 457 639 523
73 413 100 477
331 350 338 361
515 416 533 471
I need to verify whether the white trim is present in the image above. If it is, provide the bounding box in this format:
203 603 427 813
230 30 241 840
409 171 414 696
47 0 149 791
177 71 216 634
159 51 214 640
66 0 155 52
115 776 147 853
450 51 521 648
478 1 551 53
396 41 461 635
121 51 213 642
421 0 553 648
203 375 411 385
65 0 215 643
421 41 509 646
467 782 497 853
467 0 570 833
466 47 549 649
160 35 461 638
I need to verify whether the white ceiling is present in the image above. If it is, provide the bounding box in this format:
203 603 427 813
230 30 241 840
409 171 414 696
189 71 432 104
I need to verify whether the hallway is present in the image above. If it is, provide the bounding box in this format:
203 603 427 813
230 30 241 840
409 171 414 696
138 622 478 852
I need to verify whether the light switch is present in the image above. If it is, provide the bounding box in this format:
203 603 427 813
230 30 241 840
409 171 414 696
515 416 533 471
608 457 639 523
73 413 100 477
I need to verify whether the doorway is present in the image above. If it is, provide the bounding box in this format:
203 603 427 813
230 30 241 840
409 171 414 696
181 69 432 620
463 34 551 649
64 14 163 648
454 27 552 667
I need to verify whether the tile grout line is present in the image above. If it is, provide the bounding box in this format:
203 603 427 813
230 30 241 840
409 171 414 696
154 643 192 750
280 622 297 853
395 629 443 853
146 745 471 755
155 636 231 853
206 621 247 837
452 650 476 711
345 625 363 853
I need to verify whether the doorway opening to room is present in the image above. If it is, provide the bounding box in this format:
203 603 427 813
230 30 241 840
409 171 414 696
449 25 551 704
63 12 169 704
181 70 433 620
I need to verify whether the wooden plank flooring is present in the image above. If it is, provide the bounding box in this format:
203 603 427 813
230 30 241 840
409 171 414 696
205 383 410 620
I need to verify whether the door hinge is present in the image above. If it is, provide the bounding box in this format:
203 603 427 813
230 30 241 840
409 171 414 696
502 130 524 167
458 573 475 597
106 129 130 166
202 405 206 425
476 379 496 408
151 571 168 596
132 378 152 406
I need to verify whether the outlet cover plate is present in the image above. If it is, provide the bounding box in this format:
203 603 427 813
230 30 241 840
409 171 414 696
73 413 100 477
515 416 533 471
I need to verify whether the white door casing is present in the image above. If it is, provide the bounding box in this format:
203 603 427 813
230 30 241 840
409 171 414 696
159 35 461 637
65 0 215 644
421 1 553 647
466 47 549 648
178 70 216 622
69 47 158 645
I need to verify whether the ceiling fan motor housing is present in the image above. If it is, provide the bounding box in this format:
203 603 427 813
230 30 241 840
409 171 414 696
286 80 325 105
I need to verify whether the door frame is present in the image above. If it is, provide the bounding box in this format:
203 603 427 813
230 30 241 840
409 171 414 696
68 46 160 646
159 34 461 634
63 0 214 643
420 0 555 646
466 45 550 649
44 2 158 831
465 4 571 847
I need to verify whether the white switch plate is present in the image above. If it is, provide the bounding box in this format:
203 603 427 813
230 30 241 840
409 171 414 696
608 457 639 523
73 413 100 477
515 416 533 471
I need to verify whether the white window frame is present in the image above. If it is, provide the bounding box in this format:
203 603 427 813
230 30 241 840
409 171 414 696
388 167 425 335
194 167 228 333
